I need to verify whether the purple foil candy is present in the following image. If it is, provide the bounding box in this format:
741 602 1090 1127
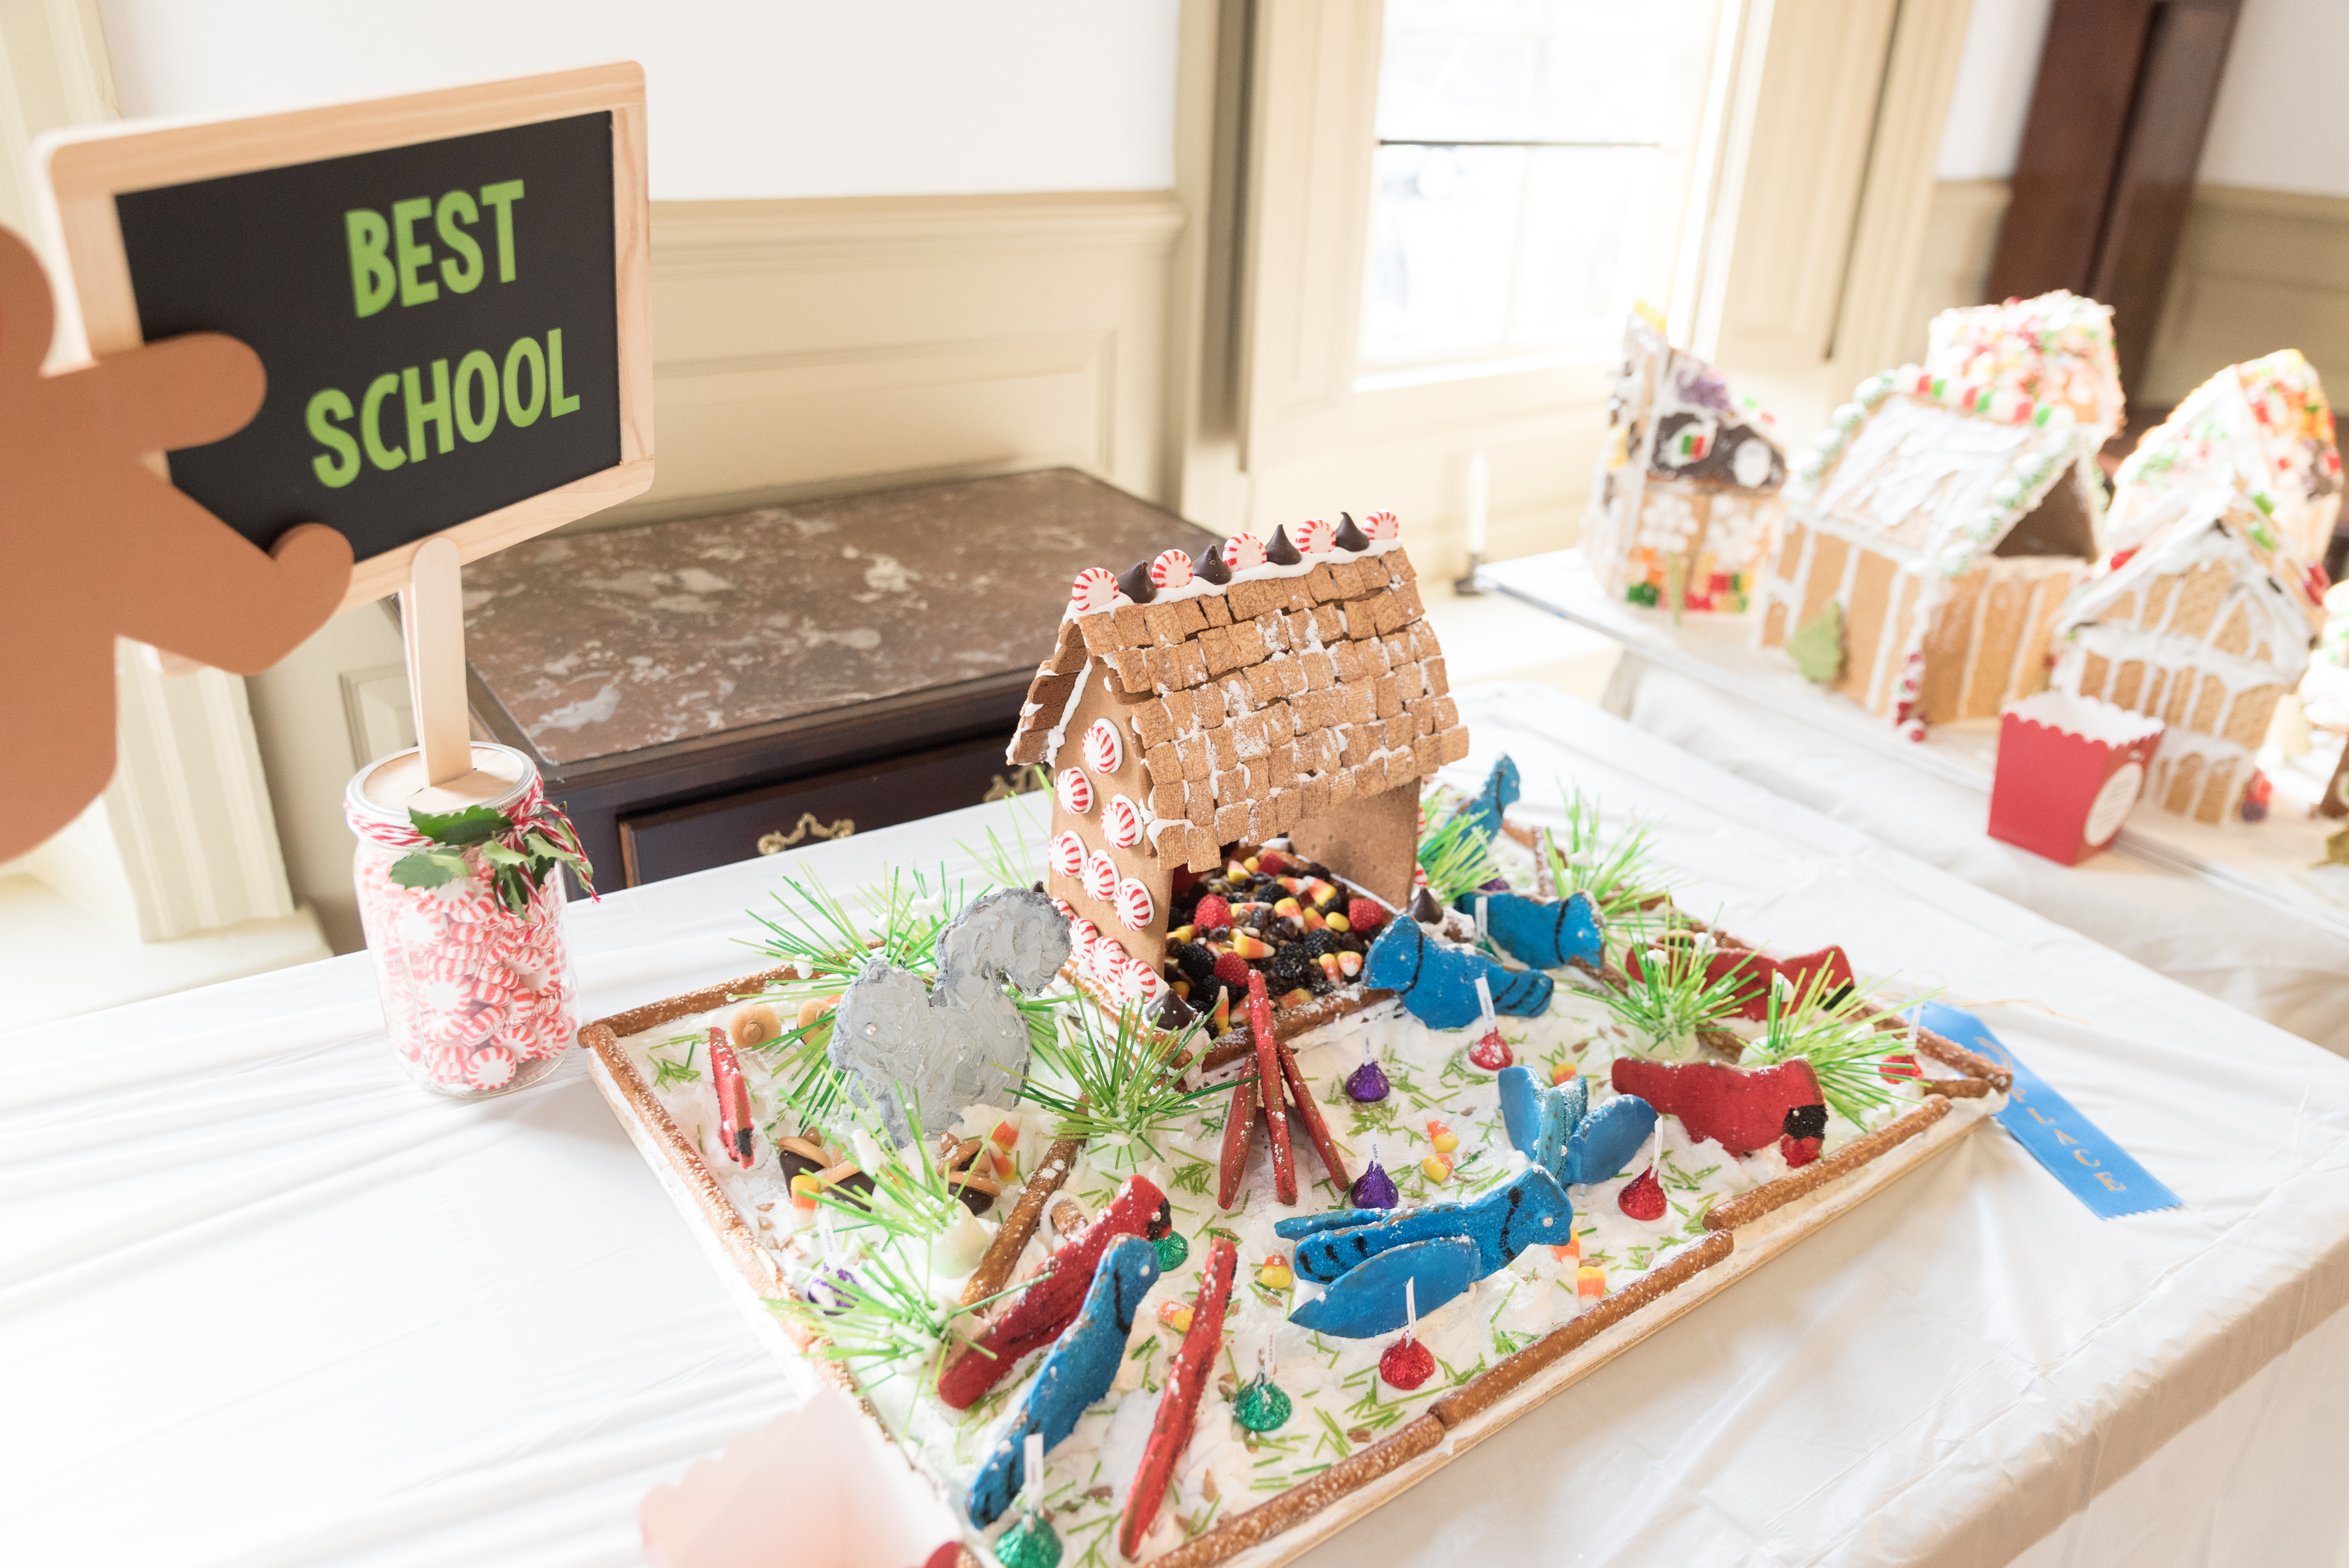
1345 1059 1390 1103
810 1265 858 1318
1350 1159 1400 1210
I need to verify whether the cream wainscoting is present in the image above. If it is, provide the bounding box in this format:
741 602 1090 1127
249 191 1186 951
2142 184 2349 410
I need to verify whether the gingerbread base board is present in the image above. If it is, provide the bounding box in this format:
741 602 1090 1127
582 969 1995 1567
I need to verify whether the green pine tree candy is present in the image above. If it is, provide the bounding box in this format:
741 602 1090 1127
1787 600 1847 684
996 1511 1063 1568
1233 1375 1293 1432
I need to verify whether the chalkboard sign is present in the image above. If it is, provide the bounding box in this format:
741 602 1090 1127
39 65 652 610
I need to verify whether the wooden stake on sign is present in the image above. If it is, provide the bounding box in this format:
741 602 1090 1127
401 536 472 788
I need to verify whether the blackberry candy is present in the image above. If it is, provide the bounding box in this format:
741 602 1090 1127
1171 942 1220 987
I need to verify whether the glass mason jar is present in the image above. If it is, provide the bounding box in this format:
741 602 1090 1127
344 743 579 1098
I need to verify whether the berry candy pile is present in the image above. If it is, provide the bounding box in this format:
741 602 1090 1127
1160 844 1391 1022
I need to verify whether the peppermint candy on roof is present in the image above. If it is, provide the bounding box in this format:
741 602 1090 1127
1149 549 1193 591
1070 566 1118 614
1103 794 1143 848
1083 718 1123 774
1222 532 1267 571
1049 831 1086 879
1295 517 1335 554
1363 510 1400 541
1116 877 1155 931
1085 850 1120 902
1055 767 1093 815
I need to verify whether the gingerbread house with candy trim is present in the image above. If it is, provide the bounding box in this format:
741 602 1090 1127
1753 365 2106 733
2108 349 2341 566
1004 512 1466 1006
1582 312 1787 613
2050 480 2326 823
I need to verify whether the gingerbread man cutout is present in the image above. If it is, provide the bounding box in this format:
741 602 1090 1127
0 224 352 861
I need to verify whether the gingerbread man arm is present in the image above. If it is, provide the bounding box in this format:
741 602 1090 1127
54 331 353 672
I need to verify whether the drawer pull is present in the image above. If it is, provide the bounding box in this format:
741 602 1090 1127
758 813 855 856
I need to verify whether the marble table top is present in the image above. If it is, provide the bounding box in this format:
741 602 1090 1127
462 469 1220 766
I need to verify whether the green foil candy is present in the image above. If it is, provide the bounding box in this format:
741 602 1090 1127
1154 1230 1191 1270
1233 1374 1293 1433
996 1510 1064 1568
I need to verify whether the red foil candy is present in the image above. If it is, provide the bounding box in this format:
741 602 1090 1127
1379 1337 1436 1391
1467 1029 1514 1071
1616 1166 1667 1220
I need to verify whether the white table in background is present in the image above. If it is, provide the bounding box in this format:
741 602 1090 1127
6 684 2348 1568
1480 549 2349 1056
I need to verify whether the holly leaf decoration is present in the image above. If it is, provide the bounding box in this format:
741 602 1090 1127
408 805 512 846
389 848 472 889
479 841 530 867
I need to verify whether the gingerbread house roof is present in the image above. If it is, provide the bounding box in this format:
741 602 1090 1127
1606 316 1786 493
1790 367 2104 578
2110 349 2342 562
1924 289 2126 448
1006 517 1467 876
2056 481 2325 684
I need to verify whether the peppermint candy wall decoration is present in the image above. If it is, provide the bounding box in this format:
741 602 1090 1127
1049 831 1086 879
1084 850 1120 903
1055 768 1093 816
1083 718 1123 775
1115 877 1155 931
1103 795 1143 849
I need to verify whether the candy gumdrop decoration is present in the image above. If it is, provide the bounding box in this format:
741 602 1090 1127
1233 1351 1293 1432
997 1432 1063 1568
1617 1167 1667 1221
1350 1148 1400 1210
1154 1229 1191 1271
1378 1278 1436 1391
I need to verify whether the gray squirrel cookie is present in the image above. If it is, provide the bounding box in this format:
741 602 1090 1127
828 887 1071 1145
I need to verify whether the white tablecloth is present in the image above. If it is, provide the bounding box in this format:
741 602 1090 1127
7 684 2349 1568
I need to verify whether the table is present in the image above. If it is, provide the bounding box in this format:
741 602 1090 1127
1482 549 2349 1056
7 684 2349 1568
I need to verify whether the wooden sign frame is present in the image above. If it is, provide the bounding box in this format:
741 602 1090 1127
36 63 653 615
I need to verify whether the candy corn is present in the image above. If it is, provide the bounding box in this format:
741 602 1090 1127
1425 1119 1459 1154
1576 1266 1608 1300
1257 1255 1295 1291
1420 1154 1453 1183
1158 1300 1195 1334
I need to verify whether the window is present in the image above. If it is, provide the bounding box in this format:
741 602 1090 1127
1360 0 1725 380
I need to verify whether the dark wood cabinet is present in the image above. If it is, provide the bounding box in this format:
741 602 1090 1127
457 469 1223 889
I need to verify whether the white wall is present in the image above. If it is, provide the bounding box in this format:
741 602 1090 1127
2199 0 2349 198
95 0 1180 199
1934 0 2053 181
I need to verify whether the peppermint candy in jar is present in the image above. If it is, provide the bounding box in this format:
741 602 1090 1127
1222 532 1268 571
1084 850 1120 903
1295 517 1335 554
1102 795 1143 849
1114 876 1156 931
1083 718 1124 775
1362 510 1400 541
1070 566 1119 614
1055 767 1094 815
1149 549 1194 591
1049 830 1088 878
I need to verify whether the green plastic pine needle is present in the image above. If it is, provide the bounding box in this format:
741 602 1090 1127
1598 933 1749 1050
1415 792 1503 905
1742 967 1925 1124
1017 1004 1224 1160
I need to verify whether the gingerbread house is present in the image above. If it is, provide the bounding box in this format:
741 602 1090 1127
2109 350 2342 565
1923 290 2126 450
1754 368 2104 732
1004 514 1466 992
1584 313 1787 613
2050 480 2326 823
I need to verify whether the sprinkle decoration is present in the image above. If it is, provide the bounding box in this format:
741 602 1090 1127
1103 794 1143 849
1069 566 1118 615
1115 877 1156 931
1362 509 1400 542
1048 831 1086 879
1295 516 1335 554
1149 549 1194 590
1083 718 1124 775
1085 851 1120 903
1222 532 1267 571
1378 1278 1436 1390
1054 767 1093 816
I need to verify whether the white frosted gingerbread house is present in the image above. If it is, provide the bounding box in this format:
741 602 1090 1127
2051 481 2326 823
2108 350 2341 565
1924 290 2126 450
1004 513 1467 1002
1755 369 2105 731
1584 313 1786 613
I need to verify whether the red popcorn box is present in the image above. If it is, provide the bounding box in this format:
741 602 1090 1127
1989 691 2166 865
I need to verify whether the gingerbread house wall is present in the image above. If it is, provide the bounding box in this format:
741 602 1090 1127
1047 668 1176 972
1756 518 2085 719
1592 477 1785 611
